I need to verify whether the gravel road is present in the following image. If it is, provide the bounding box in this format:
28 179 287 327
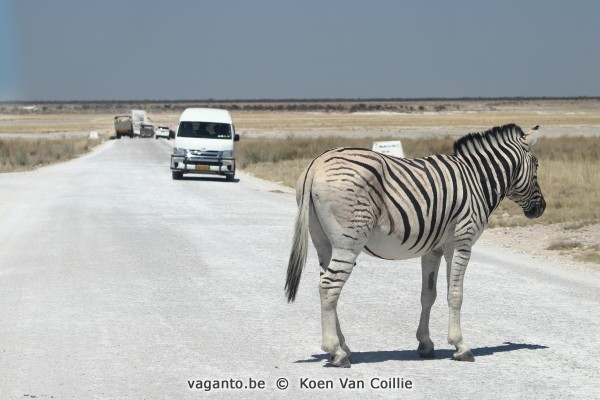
0 139 598 399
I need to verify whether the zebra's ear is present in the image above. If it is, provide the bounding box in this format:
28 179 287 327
525 125 540 147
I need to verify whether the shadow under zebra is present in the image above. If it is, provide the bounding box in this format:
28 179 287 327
295 342 549 365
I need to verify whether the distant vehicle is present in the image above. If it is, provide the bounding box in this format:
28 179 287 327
171 108 240 181
114 115 134 139
140 124 155 138
131 110 147 136
155 126 171 140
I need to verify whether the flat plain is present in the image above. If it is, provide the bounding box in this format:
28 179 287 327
2 98 600 137
1 98 599 268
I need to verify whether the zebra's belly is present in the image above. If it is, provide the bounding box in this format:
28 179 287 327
364 229 434 260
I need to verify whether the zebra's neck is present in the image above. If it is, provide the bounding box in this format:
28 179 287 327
454 138 519 218
453 125 526 219
459 151 512 215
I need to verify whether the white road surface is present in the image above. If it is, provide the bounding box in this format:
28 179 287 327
0 139 599 399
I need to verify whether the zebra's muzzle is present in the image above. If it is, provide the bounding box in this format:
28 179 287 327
524 198 546 219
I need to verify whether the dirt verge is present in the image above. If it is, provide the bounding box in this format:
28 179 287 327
480 223 600 272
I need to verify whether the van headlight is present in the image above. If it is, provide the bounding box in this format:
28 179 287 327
220 150 233 158
173 147 187 156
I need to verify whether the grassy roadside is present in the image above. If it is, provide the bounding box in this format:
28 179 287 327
237 136 600 227
0 136 103 172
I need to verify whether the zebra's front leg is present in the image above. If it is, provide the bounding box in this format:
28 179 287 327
445 246 474 362
416 250 442 358
319 250 356 368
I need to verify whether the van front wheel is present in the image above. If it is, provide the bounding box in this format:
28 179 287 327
226 173 235 182
172 171 183 180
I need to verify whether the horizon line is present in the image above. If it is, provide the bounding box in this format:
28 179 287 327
2 96 600 104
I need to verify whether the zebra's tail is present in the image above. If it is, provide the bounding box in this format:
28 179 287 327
285 163 317 303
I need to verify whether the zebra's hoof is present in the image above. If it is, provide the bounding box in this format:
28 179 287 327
417 343 436 359
452 349 475 362
331 353 351 368
330 349 351 368
332 354 353 363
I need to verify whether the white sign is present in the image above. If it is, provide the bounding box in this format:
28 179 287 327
372 140 404 158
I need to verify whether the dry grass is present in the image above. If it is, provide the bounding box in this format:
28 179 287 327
562 220 597 230
0 113 180 134
233 110 600 133
238 136 455 188
490 137 600 226
237 136 455 167
576 246 600 264
0 137 103 172
228 99 600 132
238 136 600 227
546 241 600 264
244 158 313 188
0 114 115 134
546 240 583 251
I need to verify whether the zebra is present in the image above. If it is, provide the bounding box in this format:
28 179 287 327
285 123 545 367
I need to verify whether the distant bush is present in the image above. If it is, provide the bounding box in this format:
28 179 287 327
0 100 467 114
547 240 582 250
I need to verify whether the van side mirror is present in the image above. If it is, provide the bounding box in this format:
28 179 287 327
234 134 240 142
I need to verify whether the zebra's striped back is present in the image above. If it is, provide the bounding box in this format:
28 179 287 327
314 149 470 259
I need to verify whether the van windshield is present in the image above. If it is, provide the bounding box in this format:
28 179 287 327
178 121 232 139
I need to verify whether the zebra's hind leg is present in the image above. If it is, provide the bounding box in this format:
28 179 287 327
319 249 357 368
416 250 442 358
308 210 351 362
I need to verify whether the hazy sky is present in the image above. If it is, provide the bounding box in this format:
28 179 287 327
2 0 599 101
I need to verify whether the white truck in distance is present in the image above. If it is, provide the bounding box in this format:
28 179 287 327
171 108 240 181
131 110 147 136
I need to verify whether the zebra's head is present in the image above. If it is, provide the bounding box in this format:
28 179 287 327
506 126 546 219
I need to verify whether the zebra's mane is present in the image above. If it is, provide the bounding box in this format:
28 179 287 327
453 123 525 156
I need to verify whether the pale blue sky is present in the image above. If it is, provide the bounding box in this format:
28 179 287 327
2 0 599 101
